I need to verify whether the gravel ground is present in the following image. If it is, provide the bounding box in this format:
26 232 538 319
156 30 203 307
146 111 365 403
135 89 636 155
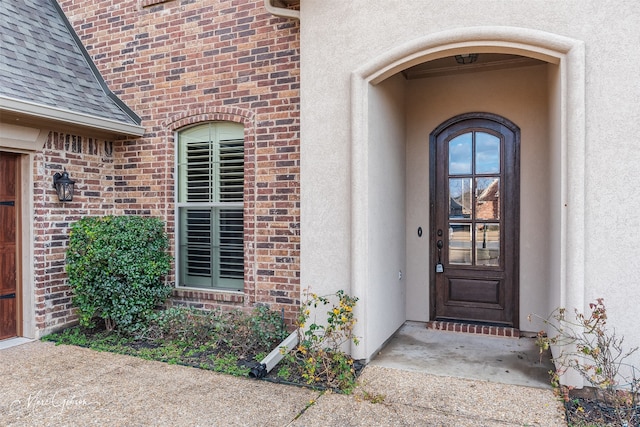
0 341 566 426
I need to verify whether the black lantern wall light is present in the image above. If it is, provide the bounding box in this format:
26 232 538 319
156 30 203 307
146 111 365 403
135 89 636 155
53 170 75 202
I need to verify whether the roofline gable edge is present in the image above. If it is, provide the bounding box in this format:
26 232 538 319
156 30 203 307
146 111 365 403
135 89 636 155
49 0 143 126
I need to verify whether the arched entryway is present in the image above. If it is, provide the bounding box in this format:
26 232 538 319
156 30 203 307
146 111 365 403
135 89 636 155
349 27 585 362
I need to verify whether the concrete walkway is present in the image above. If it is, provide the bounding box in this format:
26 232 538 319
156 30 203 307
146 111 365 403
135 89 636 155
0 338 566 426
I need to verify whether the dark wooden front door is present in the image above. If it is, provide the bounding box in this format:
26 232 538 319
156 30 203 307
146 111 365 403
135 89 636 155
0 152 19 340
430 113 520 327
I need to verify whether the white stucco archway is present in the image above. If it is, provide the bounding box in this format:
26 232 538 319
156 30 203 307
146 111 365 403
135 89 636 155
349 26 585 363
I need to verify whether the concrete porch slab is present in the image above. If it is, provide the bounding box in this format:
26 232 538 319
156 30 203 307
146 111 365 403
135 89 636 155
369 321 554 389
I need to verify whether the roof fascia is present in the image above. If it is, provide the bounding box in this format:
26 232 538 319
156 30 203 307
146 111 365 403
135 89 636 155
1 96 145 137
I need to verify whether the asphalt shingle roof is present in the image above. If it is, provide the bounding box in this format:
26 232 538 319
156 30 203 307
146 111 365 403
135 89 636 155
0 0 140 126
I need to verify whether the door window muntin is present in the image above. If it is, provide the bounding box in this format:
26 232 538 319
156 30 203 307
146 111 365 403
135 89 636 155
446 128 503 269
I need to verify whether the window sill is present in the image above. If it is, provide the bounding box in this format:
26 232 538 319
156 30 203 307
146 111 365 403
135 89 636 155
172 287 244 304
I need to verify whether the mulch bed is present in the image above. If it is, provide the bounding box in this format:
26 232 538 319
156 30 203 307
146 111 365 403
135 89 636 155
564 389 639 427
43 325 364 393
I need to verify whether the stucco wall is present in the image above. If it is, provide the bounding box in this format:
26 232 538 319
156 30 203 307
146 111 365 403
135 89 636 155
364 73 407 357
300 0 640 371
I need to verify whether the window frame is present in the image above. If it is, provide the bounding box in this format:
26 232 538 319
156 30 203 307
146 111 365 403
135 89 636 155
174 121 245 292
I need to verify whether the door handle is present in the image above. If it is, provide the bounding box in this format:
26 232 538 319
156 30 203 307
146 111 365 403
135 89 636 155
0 293 16 300
435 239 444 273
0 201 15 206
436 240 443 263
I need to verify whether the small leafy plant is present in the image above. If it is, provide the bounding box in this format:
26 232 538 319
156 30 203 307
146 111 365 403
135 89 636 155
532 298 639 426
360 390 386 404
281 288 360 393
66 216 172 332
138 306 288 358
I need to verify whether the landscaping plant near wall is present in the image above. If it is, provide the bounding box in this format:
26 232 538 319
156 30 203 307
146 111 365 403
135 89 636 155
279 289 361 392
66 216 172 332
533 299 639 426
42 289 363 392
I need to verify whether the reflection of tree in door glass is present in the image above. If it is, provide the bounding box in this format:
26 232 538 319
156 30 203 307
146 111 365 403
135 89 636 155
448 178 472 219
476 223 500 266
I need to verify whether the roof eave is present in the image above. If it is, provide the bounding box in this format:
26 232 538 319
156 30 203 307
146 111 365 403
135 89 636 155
0 96 146 137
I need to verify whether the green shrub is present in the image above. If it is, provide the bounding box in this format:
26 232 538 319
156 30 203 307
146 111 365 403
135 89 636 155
66 216 172 331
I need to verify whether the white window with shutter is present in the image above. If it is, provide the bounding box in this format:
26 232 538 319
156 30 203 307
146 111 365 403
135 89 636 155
176 122 244 291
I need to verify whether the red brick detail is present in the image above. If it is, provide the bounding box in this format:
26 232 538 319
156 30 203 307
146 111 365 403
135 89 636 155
170 289 245 312
171 288 244 302
33 131 120 334
163 107 255 130
426 321 520 338
51 0 302 331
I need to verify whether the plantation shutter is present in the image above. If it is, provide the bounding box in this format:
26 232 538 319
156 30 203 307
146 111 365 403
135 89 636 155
177 122 244 290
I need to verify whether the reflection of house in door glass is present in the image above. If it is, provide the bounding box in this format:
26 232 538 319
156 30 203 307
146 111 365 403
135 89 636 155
476 178 500 266
476 178 500 220
449 197 464 217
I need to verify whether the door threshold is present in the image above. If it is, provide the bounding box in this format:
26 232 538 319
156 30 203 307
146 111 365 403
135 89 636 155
0 337 34 350
427 320 519 338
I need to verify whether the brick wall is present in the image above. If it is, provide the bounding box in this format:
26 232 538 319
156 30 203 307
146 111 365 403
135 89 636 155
55 0 301 324
34 131 119 333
